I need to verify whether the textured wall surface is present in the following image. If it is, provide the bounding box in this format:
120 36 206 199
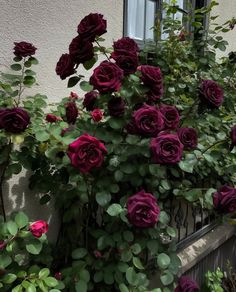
0 0 124 101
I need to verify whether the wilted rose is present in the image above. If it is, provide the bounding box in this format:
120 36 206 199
199 80 224 108
0 107 30 133
150 133 183 164
213 185 236 213
56 53 75 80
175 276 199 292
67 134 107 173
77 13 107 41
13 41 37 58
90 61 124 93
127 190 160 228
178 127 198 150
30 220 48 238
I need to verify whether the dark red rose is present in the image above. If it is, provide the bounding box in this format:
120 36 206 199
90 61 124 93
56 53 75 80
139 65 163 87
160 105 180 130
213 186 236 214
54 272 62 281
114 52 138 75
132 104 164 137
108 97 126 117
230 125 236 150
0 107 30 134
46 114 62 123
67 134 107 173
83 91 98 111
65 102 78 124
77 13 107 41
13 41 37 58
178 127 198 150
30 220 48 238
91 108 103 122
150 132 183 164
148 85 163 103
113 37 139 55
0 240 7 250
70 92 79 99
69 36 94 64
199 80 224 108
127 190 160 228
175 276 199 292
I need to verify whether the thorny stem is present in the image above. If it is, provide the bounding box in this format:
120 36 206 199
95 40 110 61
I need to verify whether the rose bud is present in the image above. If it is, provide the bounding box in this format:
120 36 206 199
65 102 78 124
0 107 30 134
46 114 62 123
127 190 160 228
67 134 107 173
83 91 99 111
175 276 199 292
29 220 48 238
77 13 107 42
108 97 126 117
199 80 224 108
56 53 75 80
94 250 102 258
54 272 62 281
91 108 103 122
70 92 79 99
178 127 198 150
0 240 7 250
150 132 183 164
213 186 236 214
13 41 37 58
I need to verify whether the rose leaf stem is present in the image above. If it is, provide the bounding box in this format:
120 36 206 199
95 40 110 61
201 140 226 155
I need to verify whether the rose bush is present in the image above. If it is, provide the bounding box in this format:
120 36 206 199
0 1 236 291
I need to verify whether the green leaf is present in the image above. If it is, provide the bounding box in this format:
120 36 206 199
75 280 87 292
35 131 50 142
11 64 22 71
160 270 174 286
28 57 39 65
67 76 81 88
39 268 50 279
80 81 93 92
107 204 123 216
83 56 98 70
179 157 197 173
25 69 36 76
167 227 176 238
114 170 124 182
126 267 138 286
119 283 129 292
26 284 36 292
26 239 42 255
96 192 111 207
7 220 18 235
184 189 201 202
15 212 29 228
133 257 144 270
131 243 142 255
108 117 126 130
44 277 58 287
0 254 12 268
2 273 17 284
23 75 36 86
72 248 87 259
157 253 171 269
159 211 169 225
123 231 134 242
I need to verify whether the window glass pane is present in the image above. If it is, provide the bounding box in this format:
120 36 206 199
145 0 156 40
127 0 145 40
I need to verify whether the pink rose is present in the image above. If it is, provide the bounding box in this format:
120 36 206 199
67 134 107 173
29 220 48 238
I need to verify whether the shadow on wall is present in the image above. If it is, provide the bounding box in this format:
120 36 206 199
3 170 59 242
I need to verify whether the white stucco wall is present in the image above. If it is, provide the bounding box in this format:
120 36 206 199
0 0 124 101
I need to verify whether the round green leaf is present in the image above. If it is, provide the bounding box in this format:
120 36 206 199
15 212 29 229
160 270 174 286
72 248 87 259
75 280 87 292
26 239 42 255
107 204 123 216
157 253 171 269
43 277 58 287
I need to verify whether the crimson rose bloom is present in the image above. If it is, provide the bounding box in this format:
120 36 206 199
132 104 164 137
175 276 199 292
70 92 79 99
108 97 126 117
13 41 37 58
178 127 198 150
213 186 236 213
46 114 62 123
0 108 30 133
127 190 160 228
90 61 124 93
56 53 75 80
199 80 224 107
114 53 138 75
30 220 48 238
77 13 107 41
65 102 78 124
91 108 103 122
230 125 236 150
69 36 94 64
67 134 107 173
113 37 139 55
151 133 183 164
160 105 180 130
83 91 98 111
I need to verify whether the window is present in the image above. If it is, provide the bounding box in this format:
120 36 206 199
124 0 209 44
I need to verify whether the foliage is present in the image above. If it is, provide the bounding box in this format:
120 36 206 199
203 267 224 292
0 1 236 291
